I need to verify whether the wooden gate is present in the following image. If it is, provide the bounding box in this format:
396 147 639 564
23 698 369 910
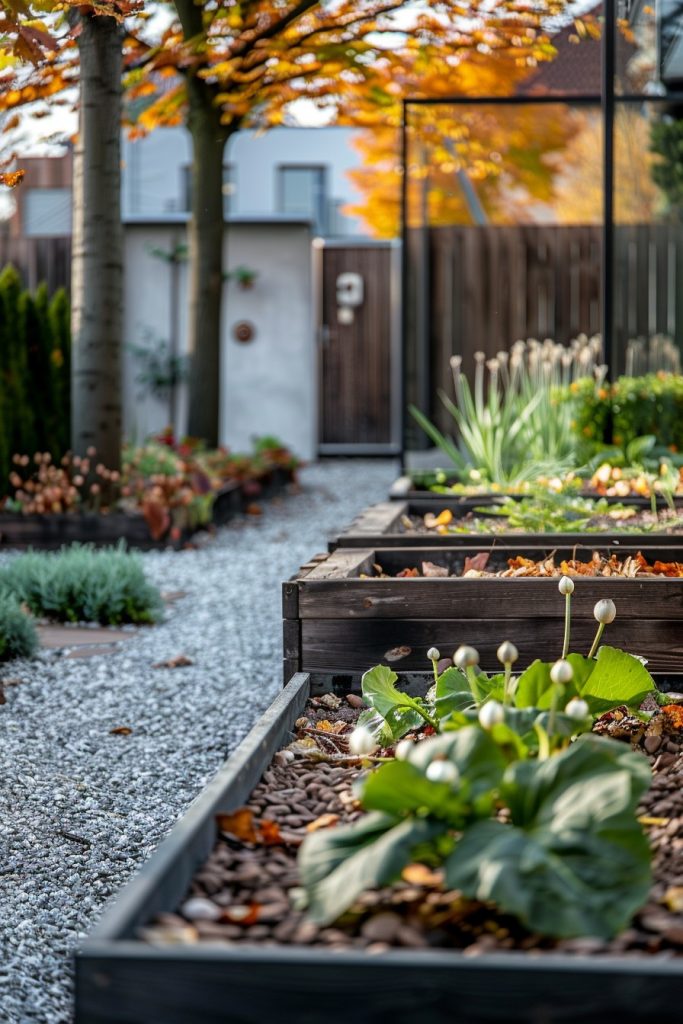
317 241 400 454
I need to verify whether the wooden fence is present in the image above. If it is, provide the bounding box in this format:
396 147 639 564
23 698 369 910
404 222 683 434
0 233 71 293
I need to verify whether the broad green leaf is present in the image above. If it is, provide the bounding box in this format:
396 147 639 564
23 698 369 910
299 811 441 925
406 726 507 798
355 708 395 747
361 760 468 825
514 660 579 709
434 666 474 717
361 665 429 725
580 645 655 713
446 735 652 939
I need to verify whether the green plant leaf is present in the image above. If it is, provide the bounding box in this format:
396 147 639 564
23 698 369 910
299 811 441 925
513 660 580 709
361 665 430 725
434 666 474 717
406 726 507 798
580 645 656 713
361 760 468 824
445 734 652 939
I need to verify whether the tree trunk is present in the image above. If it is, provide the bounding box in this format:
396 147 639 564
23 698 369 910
71 12 124 470
185 79 231 444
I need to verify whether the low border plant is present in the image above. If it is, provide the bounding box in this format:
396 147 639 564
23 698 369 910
0 544 163 625
0 592 37 661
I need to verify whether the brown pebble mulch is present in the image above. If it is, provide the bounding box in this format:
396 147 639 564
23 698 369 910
142 698 683 957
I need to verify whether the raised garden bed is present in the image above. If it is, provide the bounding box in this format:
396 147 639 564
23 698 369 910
76 672 683 1024
283 545 683 680
388 475 678 508
332 500 683 551
0 469 295 549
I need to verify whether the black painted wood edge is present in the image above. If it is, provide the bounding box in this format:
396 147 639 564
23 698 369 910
81 673 310 945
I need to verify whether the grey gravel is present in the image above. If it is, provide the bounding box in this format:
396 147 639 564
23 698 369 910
0 458 398 1024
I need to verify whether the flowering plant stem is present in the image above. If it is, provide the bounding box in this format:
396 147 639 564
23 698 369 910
588 623 606 659
562 593 572 659
503 663 512 706
466 666 484 705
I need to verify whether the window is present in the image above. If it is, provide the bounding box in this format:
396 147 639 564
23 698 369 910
277 165 327 233
23 188 72 237
182 165 235 216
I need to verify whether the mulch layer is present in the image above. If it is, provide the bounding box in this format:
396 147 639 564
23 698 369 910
400 509 683 537
143 697 683 958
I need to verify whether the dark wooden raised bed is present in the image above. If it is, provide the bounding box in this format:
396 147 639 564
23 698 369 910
0 469 295 549
283 544 683 681
331 500 683 551
389 476 677 510
76 672 683 1024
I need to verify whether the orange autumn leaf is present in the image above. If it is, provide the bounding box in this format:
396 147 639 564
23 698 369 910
662 706 683 730
258 819 283 845
307 813 340 833
402 863 444 886
216 808 257 843
221 903 261 925
0 170 25 188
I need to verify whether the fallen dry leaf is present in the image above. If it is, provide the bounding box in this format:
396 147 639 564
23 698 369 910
152 654 194 669
384 645 412 662
109 726 133 736
307 813 340 833
422 561 449 578
217 808 257 843
245 503 263 516
664 886 683 913
424 509 453 529
396 567 420 578
402 863 444 886
258 819 283 845
221 903 261 925
463 552 490 573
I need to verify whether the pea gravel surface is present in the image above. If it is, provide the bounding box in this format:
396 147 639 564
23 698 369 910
0 458 398 1024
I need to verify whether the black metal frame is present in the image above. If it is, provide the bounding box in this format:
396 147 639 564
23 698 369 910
399 0 683 462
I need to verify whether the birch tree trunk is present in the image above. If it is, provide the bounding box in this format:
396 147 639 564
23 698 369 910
71 12 124 470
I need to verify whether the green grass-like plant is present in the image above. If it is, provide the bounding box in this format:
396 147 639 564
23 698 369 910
0 544 163 625
0 592 37 661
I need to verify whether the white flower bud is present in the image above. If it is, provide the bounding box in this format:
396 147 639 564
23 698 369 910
478 700 505 730
454 645 480 670
425 759 458 784
558 576 574 595
395 739 413 761
348 726 379 756
427 647 441 662
594 599 616 625
497 641 519 665
550 659 574 685
565 697 590 720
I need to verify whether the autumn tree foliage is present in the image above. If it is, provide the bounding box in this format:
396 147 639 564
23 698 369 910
2 0 577 446
343 57 582 236
124 0 572 444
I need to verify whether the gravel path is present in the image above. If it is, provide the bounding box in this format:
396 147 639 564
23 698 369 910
0 458 397 1024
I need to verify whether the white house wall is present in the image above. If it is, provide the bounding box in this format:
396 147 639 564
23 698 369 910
121 125 367 235
123 220 316 461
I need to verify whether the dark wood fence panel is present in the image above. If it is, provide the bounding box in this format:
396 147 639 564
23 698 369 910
417 222 683 433
0 233 71 293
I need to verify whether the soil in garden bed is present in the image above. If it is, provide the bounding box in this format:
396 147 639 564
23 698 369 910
367 549 683 579
143 698 683 959
402 507 683 538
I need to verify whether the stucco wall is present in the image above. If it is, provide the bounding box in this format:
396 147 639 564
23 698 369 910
123 220 316 461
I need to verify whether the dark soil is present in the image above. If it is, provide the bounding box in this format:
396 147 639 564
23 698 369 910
143 698 683 957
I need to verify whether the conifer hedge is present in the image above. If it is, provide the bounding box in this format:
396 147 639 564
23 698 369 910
0 265 71 488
